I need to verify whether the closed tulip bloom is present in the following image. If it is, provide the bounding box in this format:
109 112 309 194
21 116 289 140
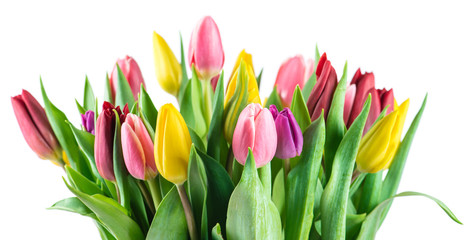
269 105 303 159
223 50 261 142
356 99 409 173
95 102 129 181
188 16 224 81
155 104 192 185
122 114 157 180
153 31 182 96
81 110 95 135
109 56 145 101
11 90 61 161
274 55 314 107
232 103 277 168
307 53 338 120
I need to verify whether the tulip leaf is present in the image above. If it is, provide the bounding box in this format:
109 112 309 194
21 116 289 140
290 85 311 132
75 99 86 115
320 95 371 240
147 186 188 240
65 166 102 195
207 72 229 166
104 74 113 103
48 197 96 219
356 191 462 240
159 175 174 198
178 33 189 104
272 169 285 218
346 213 366 240
139 85 158 131
324 61 348 182
257 163 272 199
96 222 117 240
115 64 135 108
188 127 206 152
226 150 282 240
112 110 131 211
285 114 325 240
127 177 150 232
358 172 383 214
256 69 263 89
40 79 93 179
83 76 96 111
266 86 283 110
180 66 207 138
188 146 209 240
212 223 224 240
302 73 316 103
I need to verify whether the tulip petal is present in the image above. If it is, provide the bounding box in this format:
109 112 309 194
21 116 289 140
95 110 115 181
274 114 297 159
253 108 277 167
347 71 375 127
275 55 306 107
344 84 357 125
232 104 257 165
122 123 146 180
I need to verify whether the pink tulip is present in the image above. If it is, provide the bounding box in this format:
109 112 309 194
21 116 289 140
211 73 220 92
275 55 315 107
188 16 225 80
11 90 61 160
121 114 157 180
109 55 145 102
232 103 277 168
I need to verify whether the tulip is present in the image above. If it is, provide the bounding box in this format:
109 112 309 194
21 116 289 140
95 102 129 181
109 56 145 102
269 105 303 159
81 110 95 134
307 53 338 120
356 99 409 173
274 55 314 107
188 16 225 81
121 114 157 180
155 103 192 185
152 31 182 96
344 68 395 134
210 74 220 92
11 90 62 161
232 103 277 168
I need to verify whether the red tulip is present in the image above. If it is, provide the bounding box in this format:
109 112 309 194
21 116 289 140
307 53 338 120
274 55 314 107
109 55 145 102
11 90 61 160
188 16 225 80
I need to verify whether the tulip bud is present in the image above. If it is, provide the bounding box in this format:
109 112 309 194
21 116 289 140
81 110 95 134
274 55 314 107
95 102 129 181
155 103 192 185
11 90 61 161
152 31 182 96
188 16 225 81
232 103 277 168
109 56 145 102
269 105 303 159
356 99 409 173
307 53 338 120
223 50 261 142
121 114 157 180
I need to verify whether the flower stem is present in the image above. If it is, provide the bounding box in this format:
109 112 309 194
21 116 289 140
147 178 162 210
177 184 198 240
226 145 234 176
283 158 291 179
137 180 155 213
202 78 213 128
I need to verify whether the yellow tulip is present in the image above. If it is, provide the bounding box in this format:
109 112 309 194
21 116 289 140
356 99 409 173
223 50 261 142
154 103 192 185
152 32 182 96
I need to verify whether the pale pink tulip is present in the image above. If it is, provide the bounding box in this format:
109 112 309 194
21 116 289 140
275 55 314 107
109 55 145 101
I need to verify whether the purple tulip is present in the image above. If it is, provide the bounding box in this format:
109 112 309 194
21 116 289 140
269 105 303 159
81 110 95 135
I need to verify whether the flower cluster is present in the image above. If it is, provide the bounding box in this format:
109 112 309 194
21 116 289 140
12 16 460 240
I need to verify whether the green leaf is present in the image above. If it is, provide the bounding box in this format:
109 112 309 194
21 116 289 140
139 85 158 130
207 72 228 166
256 69 263 89
96 221 117 240
257 162 272 199
188 146 209 240
302 73 316 103
356 191 462 240
83 76 96 111
128 178 150 232
75 99 86 115
159 175 174 198
147 186 188 240
68 122 102 182
226 150 282 240
358 172 383 214
48 197 96 219
188 127 206 152
324 61 348 181
272 169 285 217
346 214 366 240
178 33 189 104
320 96 371 240
115 64 135 108
211 223 224 240
285 115 325 240
65 166 102 195
290 85 311 132
104 74 113 103
265 86 283 110
64 179 145 240
112 110 130 211
180 67 207 138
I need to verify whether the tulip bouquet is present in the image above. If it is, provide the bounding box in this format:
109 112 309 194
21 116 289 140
12 16 461 240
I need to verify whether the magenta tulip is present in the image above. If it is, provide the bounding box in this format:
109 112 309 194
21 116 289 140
232 103 277 168
269 105 303 159
275 55 315 107
95 102 129 181
121 114 157 180
81 110 95 135
109 55 145 102
188 16 225 80
11 90 61 161
307 53 338 120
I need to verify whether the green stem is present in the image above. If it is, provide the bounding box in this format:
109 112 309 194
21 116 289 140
177 184 198 240
137 180 155 213
202 79 213 128
283 158 291 179
226 145 234 176
147 178 162 210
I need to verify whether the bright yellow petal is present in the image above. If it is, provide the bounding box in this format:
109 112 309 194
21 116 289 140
152 32 182 96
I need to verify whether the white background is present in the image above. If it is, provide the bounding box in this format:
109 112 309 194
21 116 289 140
1 0 472 239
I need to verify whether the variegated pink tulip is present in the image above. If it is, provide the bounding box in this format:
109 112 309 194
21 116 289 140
109 55 145 102
275 55 314 107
